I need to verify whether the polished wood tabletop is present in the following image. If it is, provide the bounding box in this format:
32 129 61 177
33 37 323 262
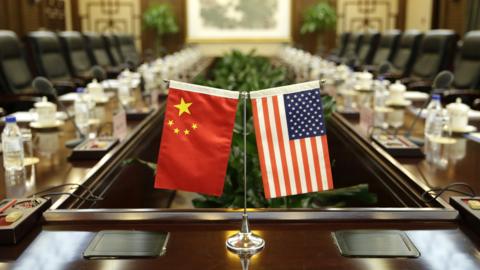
0 88 164 206
333 99 480 202
0 214 479 270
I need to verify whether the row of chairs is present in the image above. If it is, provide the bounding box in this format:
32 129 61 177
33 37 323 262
0 30 141 97
329 29 480 92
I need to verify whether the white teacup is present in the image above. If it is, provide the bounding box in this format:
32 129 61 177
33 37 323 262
446 98 470 131
388 81 406 103
34 97 56 125
87 79 105 100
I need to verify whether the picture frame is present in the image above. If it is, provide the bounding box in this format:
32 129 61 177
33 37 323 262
186 0 291 43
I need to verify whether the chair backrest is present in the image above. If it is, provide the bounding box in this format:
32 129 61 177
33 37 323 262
336 32 350 57
58 31 93 78
453 31 480 89
372 29 401 66
357 31 380 65
0 30 34 94
27 31 71 81
410 29 457 80
342 32 363 61
102 33 124 66
390 30 423 76
116 34 140 66
83 32 113 68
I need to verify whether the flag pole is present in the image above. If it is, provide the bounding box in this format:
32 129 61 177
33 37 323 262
226 91 265 255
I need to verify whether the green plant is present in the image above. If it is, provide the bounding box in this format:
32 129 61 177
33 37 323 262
143 4 179 55
126 50 377 208
300 2 337 34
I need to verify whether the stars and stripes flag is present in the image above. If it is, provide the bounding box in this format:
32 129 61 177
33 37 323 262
250 81 333 199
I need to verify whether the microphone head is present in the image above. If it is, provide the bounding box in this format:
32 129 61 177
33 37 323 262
91 65 106 81
378 61 392 75
32 76 56 96
432 70 454 90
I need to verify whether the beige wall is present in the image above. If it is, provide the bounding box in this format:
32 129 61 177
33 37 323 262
336 0 399 33
405 0 433 31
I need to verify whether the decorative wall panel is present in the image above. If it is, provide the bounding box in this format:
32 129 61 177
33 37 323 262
77 0 141 49
336 0 399 33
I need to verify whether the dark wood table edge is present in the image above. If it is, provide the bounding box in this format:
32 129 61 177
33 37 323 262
43 208 459 223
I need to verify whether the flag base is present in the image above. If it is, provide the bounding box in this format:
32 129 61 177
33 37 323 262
226 214 265 255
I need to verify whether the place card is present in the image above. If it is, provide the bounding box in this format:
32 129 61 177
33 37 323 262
371 134 424 158
113 109 128 141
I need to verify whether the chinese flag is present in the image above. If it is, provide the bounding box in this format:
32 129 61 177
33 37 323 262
154 81 239 196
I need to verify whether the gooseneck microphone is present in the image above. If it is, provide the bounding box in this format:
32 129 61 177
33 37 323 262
91 65 107 82
404 70 455 144
32 77 86 148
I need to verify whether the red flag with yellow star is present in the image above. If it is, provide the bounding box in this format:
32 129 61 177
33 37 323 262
154 81 239 196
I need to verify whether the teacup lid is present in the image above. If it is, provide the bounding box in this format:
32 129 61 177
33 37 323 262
447 98 470 112
357 71 373 80
87 79 103 89
35 96 56 108
389 80 406 92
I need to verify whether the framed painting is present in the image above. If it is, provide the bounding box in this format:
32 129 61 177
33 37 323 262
186 0 291 42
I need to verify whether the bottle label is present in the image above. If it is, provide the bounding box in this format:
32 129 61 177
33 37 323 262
3 138 23 152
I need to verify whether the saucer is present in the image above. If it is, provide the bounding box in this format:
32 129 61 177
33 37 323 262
385 99 412 107
24 157 40 166
29 120 64 129
449 125 477 134
93 96 109 104
404 91 429 101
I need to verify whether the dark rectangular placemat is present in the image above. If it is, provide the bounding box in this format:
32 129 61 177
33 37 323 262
83 230 169 259
333 230 420 258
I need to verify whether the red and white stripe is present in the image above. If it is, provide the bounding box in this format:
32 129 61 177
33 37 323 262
250 81 333 199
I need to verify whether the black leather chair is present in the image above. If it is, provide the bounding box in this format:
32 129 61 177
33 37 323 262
340 32 363 65
0 30 44 112
116 34 141 67
385 30 423 79
452 31 480 89
368 30 401 70
27 31 83 92
58 31 94 81
83 32 123 77
327 32 350 62
403 30 457 90
102 33 124 67
355 31 380 66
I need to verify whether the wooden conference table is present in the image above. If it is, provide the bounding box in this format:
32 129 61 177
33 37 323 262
1 63 480 268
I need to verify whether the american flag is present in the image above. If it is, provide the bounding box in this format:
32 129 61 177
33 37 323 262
251 81 333 199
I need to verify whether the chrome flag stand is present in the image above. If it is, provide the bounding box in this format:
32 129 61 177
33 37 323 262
226 92 265 254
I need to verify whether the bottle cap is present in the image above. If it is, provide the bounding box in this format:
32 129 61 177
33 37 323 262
5 116 16 123
76 87 85 93
432 94 441 101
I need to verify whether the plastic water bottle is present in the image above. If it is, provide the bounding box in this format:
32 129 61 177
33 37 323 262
424 94 448 164
373 79 389 129
424 95 443 138
2 116 24 173
74 88 90 134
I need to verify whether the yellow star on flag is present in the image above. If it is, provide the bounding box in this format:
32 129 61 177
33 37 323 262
167 120 174 127
174 98 192 116
192 123 198 130
184 129 190 135
174 128 180 134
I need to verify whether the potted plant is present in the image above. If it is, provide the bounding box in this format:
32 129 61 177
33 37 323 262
143 4 179 56
300 1 337 54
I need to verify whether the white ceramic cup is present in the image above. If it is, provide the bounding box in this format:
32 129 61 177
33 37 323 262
446 98 470 131
34 97 56 125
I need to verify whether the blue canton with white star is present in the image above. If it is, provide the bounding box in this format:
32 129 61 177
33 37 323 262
284 89 326 140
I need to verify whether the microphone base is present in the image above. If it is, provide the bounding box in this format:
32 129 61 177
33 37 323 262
65 138 85 148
